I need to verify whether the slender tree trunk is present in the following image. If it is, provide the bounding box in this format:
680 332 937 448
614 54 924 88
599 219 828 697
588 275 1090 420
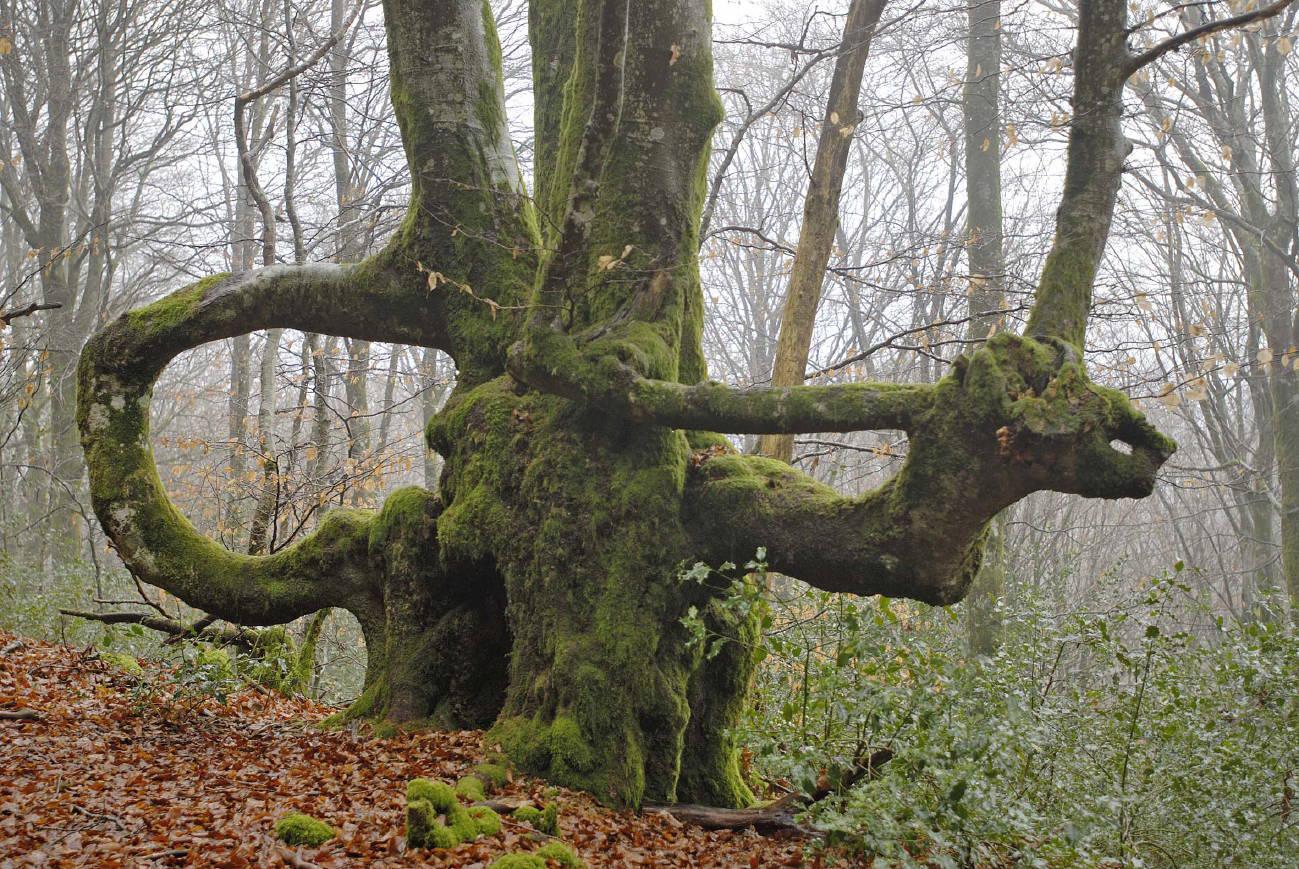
758 0 887 462
420 347 445 490
247 328 283 554
961 0 1006 656
329 0 371 489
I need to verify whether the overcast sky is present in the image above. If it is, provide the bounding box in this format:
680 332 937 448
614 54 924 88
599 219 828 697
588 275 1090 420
713 0 766 26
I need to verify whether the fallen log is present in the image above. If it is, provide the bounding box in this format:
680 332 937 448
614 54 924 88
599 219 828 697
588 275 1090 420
644 798 810 834
59 609 261 651
645 746 894 834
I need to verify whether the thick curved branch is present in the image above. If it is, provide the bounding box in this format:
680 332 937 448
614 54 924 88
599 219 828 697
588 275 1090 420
686 336 1176 603
624 379 931 433
77 263 441 625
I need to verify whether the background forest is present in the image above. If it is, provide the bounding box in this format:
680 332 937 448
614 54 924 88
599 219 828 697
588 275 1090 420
1 0 1296 865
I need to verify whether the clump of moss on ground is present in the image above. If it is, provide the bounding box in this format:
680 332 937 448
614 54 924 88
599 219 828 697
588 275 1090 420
274 812 335 846
512 802 559 835
487 841 585 868
406 778 501 849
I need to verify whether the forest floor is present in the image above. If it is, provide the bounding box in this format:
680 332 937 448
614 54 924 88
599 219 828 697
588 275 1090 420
0 629 816 868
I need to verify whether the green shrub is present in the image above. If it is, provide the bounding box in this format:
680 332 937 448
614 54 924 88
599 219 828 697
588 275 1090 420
684 557 1299 867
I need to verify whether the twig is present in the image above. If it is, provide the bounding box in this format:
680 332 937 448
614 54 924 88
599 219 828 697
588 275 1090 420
0 708 41 721
1 639 23 655
141 849 189 861
0 301 61 326
71 804 125 829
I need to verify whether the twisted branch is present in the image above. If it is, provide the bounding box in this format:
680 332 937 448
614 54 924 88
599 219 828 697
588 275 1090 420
77 263 439 625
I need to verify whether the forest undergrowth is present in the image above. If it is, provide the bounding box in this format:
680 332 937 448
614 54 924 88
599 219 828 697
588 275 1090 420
3 557 1296 867
0 623 809 867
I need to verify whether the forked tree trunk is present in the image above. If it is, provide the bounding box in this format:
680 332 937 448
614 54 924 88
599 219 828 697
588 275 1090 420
79 0 1292 809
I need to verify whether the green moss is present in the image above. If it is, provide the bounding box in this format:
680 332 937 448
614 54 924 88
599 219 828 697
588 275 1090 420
99 651 144 677
535 842 585 868
512 802 559 836
455 776 487 802
370 721 399 739
468 805 502 836
485 843 585 869
274 813 335 847
195 645 235 680
406 779 496 849
487 855 547 869
486 843 585 869
122 279 218 345
408 778 455 806
679 592 760 806
474 762 510 789
432 373 748 808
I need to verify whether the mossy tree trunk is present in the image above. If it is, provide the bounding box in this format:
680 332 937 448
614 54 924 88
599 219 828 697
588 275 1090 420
80 0 1290 808
961 0 1007 657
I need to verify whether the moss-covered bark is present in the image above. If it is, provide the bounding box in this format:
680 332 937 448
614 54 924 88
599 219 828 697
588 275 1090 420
427 380 752 805
77 0 1196 813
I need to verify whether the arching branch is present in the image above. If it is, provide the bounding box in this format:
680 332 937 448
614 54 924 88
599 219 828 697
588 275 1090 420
77 263 441 625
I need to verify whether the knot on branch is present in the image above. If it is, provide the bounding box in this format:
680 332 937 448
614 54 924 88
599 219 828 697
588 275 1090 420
938 333 1176 502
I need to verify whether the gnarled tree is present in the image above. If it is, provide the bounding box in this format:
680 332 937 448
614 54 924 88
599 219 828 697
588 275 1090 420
78 0 1291 809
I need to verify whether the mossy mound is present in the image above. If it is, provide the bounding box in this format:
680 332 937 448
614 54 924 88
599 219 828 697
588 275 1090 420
456 775 487 802
98 651 144 678
455 761 511 802
274 812 335 847
405 778 501 849
474 762 510 789
513 802 560 835
487 842 585 868
469 805 502 836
